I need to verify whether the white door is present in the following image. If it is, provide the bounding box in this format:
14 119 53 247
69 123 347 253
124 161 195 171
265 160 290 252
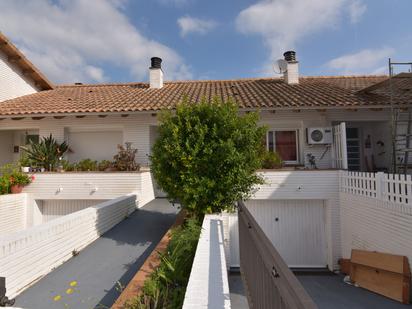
246 200 327 268
332 122 348 169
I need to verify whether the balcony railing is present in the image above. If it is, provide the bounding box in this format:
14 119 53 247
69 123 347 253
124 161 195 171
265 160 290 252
238 200 317 309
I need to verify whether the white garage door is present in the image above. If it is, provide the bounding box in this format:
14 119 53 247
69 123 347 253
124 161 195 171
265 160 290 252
67 130 123 162
246 199 327 268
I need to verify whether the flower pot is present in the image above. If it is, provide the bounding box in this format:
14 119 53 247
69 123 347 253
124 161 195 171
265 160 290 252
11 185 24 194
21 166 30 173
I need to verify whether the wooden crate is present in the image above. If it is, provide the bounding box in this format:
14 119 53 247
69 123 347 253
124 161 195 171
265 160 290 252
350 249 411 304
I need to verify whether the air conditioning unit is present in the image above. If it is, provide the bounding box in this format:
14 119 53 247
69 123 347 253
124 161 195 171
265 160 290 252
307 127 333 144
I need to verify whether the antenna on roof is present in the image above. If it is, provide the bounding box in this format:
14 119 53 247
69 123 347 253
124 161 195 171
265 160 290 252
273 59 288 74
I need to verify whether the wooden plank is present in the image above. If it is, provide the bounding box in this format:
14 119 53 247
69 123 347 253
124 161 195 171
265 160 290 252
350 249 411 304
351 249 408 274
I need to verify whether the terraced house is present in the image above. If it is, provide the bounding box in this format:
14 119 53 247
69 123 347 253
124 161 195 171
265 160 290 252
1 30 412 309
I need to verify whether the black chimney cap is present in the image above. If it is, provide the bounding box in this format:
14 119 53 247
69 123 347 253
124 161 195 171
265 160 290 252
150 57 162 69
283 51 297 62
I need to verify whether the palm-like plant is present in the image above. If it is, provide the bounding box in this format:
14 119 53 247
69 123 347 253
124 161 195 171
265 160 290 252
21 134 69 171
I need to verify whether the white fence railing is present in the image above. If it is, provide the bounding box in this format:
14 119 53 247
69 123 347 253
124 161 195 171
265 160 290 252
183 214 231 309
0 194 136 298
340 171 412 206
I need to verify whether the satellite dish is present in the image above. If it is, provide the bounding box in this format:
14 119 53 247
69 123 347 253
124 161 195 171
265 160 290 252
273 59 288 74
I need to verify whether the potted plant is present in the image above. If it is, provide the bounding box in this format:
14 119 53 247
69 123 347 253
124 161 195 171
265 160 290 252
9 172 34 194
21 134 69 172
19 151 32 173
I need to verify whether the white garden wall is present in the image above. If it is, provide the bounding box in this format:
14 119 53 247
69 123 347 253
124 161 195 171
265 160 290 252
340 171 412 264
0 194 27 235
0 195 137 298
183 214 231 309
23 171 155 207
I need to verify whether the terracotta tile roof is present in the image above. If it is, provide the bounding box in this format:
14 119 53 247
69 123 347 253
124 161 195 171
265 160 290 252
0 32 53 90
0 75 393 116
358 73 412 105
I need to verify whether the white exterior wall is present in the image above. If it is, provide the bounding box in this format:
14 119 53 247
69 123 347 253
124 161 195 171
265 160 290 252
22 171 155 207
340 193 412 264
183 214 231 309
0 109 391 169
0 195 136 297
226 170 341 270
0 114 157 166
39 199 106 222
0 50 39 102
0 194 27 235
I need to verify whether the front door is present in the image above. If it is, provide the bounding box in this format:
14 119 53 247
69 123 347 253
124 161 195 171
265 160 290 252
346 127 362 171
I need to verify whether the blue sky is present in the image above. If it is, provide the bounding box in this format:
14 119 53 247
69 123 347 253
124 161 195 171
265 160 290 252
0 0 411 84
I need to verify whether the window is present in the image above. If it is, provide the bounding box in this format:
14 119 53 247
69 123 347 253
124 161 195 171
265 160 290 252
267 130 299 164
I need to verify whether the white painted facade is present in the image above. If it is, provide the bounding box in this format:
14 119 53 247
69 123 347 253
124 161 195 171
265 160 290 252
225 170 341 270
0 109 391 170
22 171 155 206
0 195 137 298
183 214 231 309
340 171 412 264
0 194 27 235
0 50 39 102
246 199 327 268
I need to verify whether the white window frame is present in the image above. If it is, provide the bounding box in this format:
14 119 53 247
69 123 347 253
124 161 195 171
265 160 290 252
266 129 300 165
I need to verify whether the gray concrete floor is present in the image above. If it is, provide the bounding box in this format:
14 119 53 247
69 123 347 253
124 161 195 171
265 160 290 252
15 199 178 309
229 272 249 309
297 272 412 309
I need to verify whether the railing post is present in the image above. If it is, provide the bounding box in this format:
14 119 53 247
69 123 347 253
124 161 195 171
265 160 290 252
376 172 385 200
0 277 15 307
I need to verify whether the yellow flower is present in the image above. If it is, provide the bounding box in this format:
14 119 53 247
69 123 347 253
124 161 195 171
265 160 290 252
69 281 77 287
66 288 74 295
53 295 62 301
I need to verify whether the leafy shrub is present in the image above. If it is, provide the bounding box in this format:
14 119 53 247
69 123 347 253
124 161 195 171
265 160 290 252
75 159 98 171
21 134 69 171
98 160 113 171
0 176 11 194
127 218 201 309
61 159 75 171
0 163 33 194
150 98 266 217
113 142 139 171
261 150 283 169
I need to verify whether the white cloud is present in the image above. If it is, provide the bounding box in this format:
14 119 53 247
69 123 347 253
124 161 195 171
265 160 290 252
327 47 394 74
0 0 192 84
348 0 367 24
235 0 367 67
85 66 107 82
177 16 218 37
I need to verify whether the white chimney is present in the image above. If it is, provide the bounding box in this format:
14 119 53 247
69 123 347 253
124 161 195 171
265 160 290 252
283 51 299 85
149 57 163 89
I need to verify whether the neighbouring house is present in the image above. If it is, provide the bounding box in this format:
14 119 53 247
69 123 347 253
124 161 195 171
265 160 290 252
0 37 403 173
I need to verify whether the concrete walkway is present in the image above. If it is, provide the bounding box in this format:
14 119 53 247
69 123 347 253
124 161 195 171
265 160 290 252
15 199 178 309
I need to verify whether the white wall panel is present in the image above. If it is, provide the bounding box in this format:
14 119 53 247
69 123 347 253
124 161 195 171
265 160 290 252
67 130 122 162
0 194 27 235
0 51 39 102
0 195 136 297
40 199 106 222
246 200 327 268
340 192 412 264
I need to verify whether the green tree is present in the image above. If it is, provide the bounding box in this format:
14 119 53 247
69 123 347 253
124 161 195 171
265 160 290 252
151 98 266 217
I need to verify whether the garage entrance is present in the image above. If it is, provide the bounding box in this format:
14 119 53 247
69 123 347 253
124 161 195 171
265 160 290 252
245 199 327 268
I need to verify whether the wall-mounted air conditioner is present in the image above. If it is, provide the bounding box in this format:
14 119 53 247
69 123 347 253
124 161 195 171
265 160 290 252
307 127 333 144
